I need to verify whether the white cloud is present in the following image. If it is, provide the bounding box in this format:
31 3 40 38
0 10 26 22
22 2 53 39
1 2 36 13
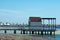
0 9 26 14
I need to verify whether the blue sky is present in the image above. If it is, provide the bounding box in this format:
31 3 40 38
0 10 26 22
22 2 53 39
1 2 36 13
0 0 60 24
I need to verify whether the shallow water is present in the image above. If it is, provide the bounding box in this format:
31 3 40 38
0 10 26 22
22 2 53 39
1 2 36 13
0 26 60 40
55 34 60 40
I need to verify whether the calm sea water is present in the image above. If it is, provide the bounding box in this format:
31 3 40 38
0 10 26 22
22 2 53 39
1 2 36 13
55 34 60 40
0 26 60 40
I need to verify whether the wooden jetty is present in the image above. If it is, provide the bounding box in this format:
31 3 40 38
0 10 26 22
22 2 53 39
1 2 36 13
0 17 56 35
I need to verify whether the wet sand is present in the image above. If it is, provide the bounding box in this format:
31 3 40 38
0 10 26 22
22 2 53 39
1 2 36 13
0 34 54 40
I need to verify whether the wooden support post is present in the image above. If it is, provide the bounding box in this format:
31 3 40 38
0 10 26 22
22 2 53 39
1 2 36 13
43 19 44 30
53 19 54 30
38 31 39 35
5 30 6 34
14 30 16 34
23 30 25 34
32 31 34 34
41 31 43 35
48 19 50 27
50 31 52 35
55 19 56 30
54 31 55 35
51 19 52 30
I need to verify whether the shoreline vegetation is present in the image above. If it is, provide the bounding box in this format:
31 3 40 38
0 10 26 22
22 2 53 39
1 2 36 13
0 34 54 40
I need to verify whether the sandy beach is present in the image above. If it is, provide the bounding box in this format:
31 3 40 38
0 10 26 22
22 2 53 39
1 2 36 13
0 34 54 40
